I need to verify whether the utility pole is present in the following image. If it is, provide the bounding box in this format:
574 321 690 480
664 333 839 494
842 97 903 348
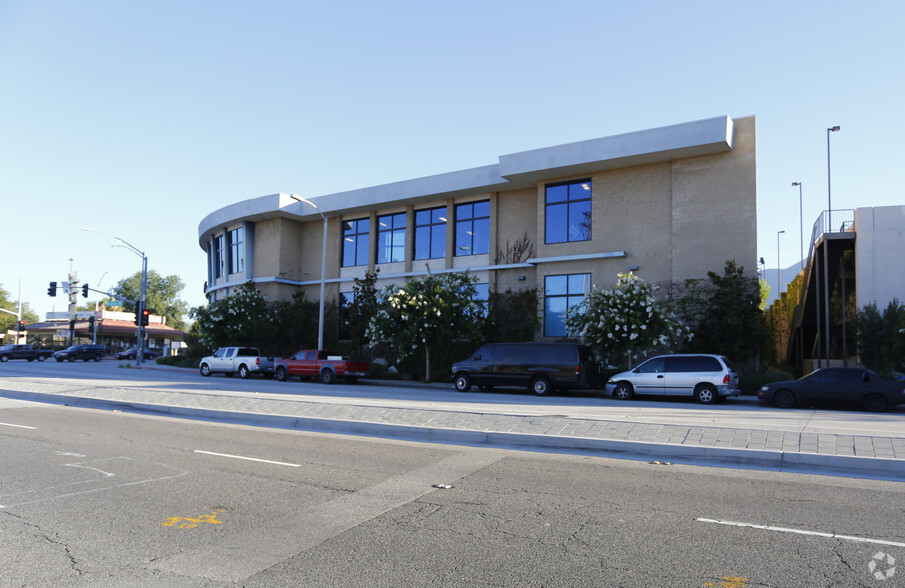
67 270 79 346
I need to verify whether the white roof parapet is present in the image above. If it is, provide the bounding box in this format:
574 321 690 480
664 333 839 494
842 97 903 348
199 115 738 247
498 115 734 182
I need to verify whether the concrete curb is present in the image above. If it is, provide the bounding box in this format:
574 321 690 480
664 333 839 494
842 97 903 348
5 388 905 481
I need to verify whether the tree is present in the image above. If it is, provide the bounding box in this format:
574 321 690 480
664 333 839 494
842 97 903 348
367 272 483 382
857 299 905 374
268 291 319 356
112 271 189 329
567 272 690 368
686 260 765 366
344 269 380 347
484 288 539 342
190 281 273 353
0 283 39 332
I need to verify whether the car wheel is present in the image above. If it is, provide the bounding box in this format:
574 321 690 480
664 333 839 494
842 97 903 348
694 384 718 405
613 382 634 400
238 364 249 379
321 369 336 385
1 356 9 362
200 363 211 377
863 394 888 413
454 373 472 392
773 390 795 409
37 356 46 362
531 376 551 396
94 354 102 362
275 366 288 382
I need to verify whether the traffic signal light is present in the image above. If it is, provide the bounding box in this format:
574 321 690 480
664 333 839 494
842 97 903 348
82 283 89 298
17 320 25 333
88 316 95 334
140 308 150 326
48 281 57 296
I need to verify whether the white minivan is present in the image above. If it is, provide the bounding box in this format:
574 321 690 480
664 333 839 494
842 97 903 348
606 354 740 404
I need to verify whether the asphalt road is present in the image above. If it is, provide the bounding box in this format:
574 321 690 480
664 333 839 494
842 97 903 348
2 397 905 587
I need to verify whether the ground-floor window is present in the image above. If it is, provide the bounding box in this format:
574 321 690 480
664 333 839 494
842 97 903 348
543 273 590 337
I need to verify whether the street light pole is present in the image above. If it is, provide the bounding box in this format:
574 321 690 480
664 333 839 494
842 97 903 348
81 228 148 364
792 182 803 271
92 271 108 345
290 195 328 350
827 126 841 231
825 126 840 364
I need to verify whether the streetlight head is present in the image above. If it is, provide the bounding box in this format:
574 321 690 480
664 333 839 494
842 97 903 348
829 126 840 132
792 182 801 187
80 227 91 232
778 230 786 234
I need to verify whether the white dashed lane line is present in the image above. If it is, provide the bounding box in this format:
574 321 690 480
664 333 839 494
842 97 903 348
697 518 905 548
194 450 302 467
0 422 35 429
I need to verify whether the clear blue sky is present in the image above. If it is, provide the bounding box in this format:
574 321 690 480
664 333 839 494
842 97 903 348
2 0 903 320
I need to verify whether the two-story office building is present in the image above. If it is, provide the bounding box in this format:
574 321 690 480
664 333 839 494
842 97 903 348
198 115 757 339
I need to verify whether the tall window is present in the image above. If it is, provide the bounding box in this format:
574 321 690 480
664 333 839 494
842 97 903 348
474 283 489 317
377 213 406 264
414 206 447 260
228 226 244 274
212 234 225 279
455 200 490 256
544 273 590 337
545 179 591 244
342 218 370 267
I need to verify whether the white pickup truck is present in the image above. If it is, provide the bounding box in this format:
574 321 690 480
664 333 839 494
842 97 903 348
199 347 275 379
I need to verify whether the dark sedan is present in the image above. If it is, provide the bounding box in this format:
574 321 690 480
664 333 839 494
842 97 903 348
758 367 905 412
114 347 160 360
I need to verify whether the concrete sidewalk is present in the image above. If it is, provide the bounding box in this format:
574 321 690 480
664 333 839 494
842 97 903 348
3 372 905 481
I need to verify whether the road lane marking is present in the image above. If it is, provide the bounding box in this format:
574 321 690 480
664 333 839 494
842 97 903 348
163 509 226 529
697 518 905 548
66 463 115 477
194 450 301 467
0 457 189 508
0 422 35 429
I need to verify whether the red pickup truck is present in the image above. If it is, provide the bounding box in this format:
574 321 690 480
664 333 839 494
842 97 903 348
274 350 368 384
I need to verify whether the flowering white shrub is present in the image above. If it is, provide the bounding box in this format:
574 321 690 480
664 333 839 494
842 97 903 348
367 272 482 381
566 272 691 367
191 281 274 351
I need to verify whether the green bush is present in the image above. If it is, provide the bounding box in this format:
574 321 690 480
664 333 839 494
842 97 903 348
155 355 197 368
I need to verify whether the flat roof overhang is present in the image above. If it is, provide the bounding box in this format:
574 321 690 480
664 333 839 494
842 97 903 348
199 115 736 247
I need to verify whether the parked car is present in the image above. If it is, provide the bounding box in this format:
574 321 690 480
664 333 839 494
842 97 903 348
114 347 160 360
606 354 739 404
757 367 905 412
199 347 275 378
274 350 368 384
53 344 107 362
451 342 602 396
0 344 54 362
